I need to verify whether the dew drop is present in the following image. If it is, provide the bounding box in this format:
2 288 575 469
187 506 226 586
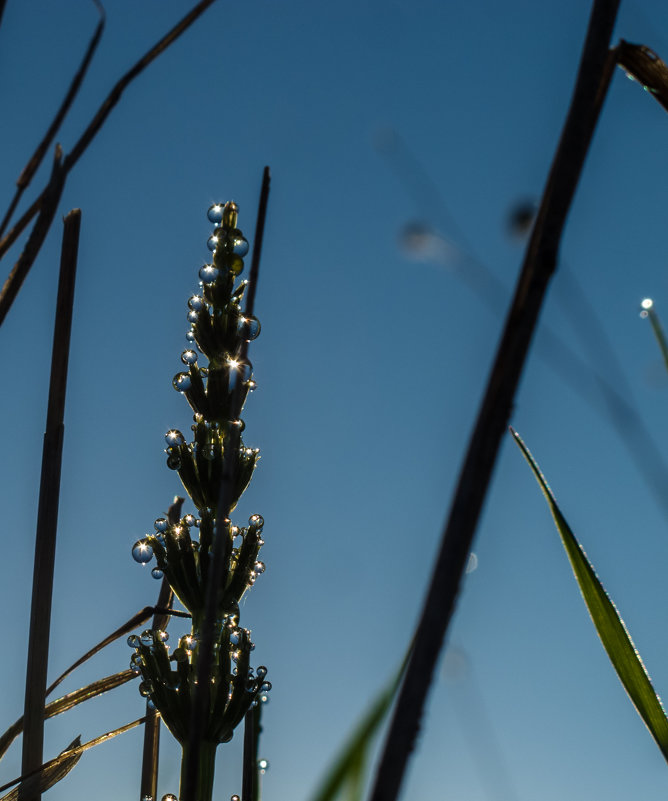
207 235 219 252
132 539 153 564
231 235 249 257
154 518 169 532
231 795 240 801
199 264 219 284
127 634 141 648
186 330 196 342
254 561 265 574
261 680 272 692
156 629 169 642
257 759 269 774
249 514 264 531
140 629 154 646
188 295 205 311
162 795 178 801
207 203 225 224
151 567 164 580
182 634 197 651
238 314 261 340
166 453 182 470
256 665 268 680
184 514 196 527
181 349 198 365
165 429 185 447
172 372 192 392
139 680 153 698
187 310 199 323
247 379 257 392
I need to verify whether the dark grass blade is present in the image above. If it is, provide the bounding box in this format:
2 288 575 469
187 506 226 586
0 670 137 762
309 656 406 801
0 719 146 797
642 302 668 375
617 41 668 113
182 167 271 801
511 427 668 762
21 211 80 801
0 3 105 239
0 0 219 325
368 4 620 800
1 737 82 801
46 606 154 697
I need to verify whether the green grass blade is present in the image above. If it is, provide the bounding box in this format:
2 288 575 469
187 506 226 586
511 427 668 762
308 649 409 801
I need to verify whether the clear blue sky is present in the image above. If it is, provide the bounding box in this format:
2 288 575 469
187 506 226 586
4 1 668 800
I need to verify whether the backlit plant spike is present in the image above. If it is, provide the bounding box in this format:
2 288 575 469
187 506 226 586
129 201 269 801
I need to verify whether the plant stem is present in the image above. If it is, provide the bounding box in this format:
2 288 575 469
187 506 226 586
179 740 217 801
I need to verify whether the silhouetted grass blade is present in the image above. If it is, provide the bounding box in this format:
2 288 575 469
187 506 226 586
511 427 668 762
0 736 82 801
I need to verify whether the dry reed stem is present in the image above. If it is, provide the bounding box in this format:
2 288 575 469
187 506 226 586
368 3 620 800
21 210 81 801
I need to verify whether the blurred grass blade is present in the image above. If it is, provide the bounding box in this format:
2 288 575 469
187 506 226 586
641 300 668 374
0 719 146 797
0 736 82 801
309 651 408 801
511 426 668 762
0 670 137 761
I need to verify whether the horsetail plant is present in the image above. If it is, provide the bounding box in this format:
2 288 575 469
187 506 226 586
129 194 271 801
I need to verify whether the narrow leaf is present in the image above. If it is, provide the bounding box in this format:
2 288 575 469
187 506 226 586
0 670 137 761
309 651 408 801
641 300 668 375
511 426 668 762
0 736 82 801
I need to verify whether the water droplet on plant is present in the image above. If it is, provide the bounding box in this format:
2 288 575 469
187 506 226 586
173 372 192 392
254 561 265 574
231 235 249 257
132 539 153 564
186 330 196 342
187 310 198 324
230 418 245 432
151 567 163 580
156 629 169 642
166 453 182 470
165 429 185 447
182 634 197 651
172 647 188 663
640 297 654 318
188 295 205 311
154 518 169 532
184 514 196 526
142 795 153 801
246 379 257 392
140 629 154 646
256 665 268 680
249 514 264 530
162 795 178 801
261 681 272 692
257 759 269 773
231 795 240 801
127 634 140 648
237 314 261 341
181 349 198 365
199 264 219 284
139 680 154 697
207 235 219 252
208 203 225 224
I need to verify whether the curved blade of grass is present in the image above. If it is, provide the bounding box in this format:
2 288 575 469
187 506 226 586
309 648 409 801
0 670 137 761
0 736 82 801
510 426 668 761
641 301 668 375
0 719 146 797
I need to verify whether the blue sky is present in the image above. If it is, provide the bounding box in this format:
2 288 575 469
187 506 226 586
4 1 668 800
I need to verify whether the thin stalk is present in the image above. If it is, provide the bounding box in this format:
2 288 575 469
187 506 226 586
0 3 105 240
179 740 217 801
368 3 620 801
241 709 256 801
0 0 219 324
181 167 271 801
21 209 81 801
